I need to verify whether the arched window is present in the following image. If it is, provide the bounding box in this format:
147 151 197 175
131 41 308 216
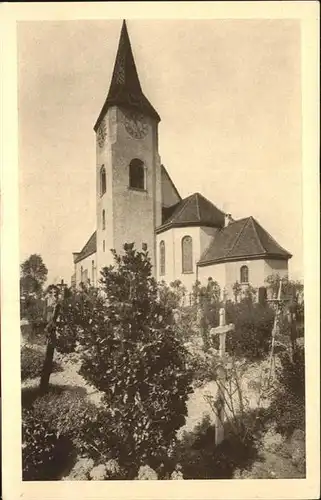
240 265 249 283
100 165 106 196
102 209 106 230
182 236 193 273
129 158 145 190
159 240 165 276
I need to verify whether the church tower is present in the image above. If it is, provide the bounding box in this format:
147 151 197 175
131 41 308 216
94 21 162 275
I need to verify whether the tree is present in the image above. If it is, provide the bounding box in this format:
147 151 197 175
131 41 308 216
56 243 193 473
39 286 61 394
20 254 48 297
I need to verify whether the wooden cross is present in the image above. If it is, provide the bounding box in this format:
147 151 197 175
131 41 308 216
267 278 292 383
210 307 235 445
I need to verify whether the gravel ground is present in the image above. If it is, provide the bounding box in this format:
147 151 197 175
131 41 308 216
21 348 104 406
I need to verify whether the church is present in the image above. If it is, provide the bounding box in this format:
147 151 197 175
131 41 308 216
71 20 291 298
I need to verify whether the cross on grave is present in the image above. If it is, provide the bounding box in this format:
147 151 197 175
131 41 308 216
210 307 235 445
267 279 293 383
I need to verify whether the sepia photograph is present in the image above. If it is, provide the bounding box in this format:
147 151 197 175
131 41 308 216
1 2 319 499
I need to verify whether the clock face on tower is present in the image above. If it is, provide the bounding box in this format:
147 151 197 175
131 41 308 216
97 119 107 148
124 110 148 139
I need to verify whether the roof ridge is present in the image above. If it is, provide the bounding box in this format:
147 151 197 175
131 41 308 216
168 194 193 223
252 217 292 256
249 216 266 254
195 193 201 221
199 225 222 261
226 217 250 258
227 216 249 226
80 230 96 253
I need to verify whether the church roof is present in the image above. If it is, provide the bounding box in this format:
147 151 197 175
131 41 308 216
73 231 97 264
157 192 225 233
198 216 292 266
94 20 160 132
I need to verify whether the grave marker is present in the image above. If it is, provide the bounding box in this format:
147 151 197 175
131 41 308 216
210 307 235 445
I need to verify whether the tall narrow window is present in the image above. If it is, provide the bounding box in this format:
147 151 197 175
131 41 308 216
182 236 193 273
103 240 105 252
240 265 249 283
159 240 165 276
129 158 145 190
100 165 106 195
102 209 106 230
92 260 95 285
80 265 83 283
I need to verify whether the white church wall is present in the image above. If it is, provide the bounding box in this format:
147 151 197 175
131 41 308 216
156 226 201 291
173 226 200 291
74 253 97 287
198 262 226 298
110 111 161 271
224 259 266 297
96 109 116 277
156 229 175 283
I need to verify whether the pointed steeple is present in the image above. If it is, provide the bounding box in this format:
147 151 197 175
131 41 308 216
94 20 160 131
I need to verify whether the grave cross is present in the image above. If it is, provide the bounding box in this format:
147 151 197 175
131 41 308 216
267 278 292 383
210 307 235 445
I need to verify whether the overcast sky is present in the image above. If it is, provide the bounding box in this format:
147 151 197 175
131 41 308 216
18 19 302 284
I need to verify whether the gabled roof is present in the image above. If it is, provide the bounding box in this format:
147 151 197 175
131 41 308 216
73 231 97 264
198 216 292 266
94 20 160 132
157 192 225 234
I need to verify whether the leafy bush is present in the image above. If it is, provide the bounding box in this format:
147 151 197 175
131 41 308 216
22 408 72 480
31 390 97 440
158 280 187 310
268 344 305 436
221 301 274 361
21 346 61 381
184 343 220 388
56 244 193 472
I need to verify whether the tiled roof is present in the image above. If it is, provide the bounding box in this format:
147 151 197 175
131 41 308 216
73 231 97 264
198 216 292 265
161 164 181 202
94 20 160 131
157 192 225 233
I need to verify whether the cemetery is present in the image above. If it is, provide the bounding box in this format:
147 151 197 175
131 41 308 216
20 247 305 481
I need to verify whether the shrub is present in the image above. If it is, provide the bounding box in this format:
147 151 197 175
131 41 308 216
184 343 220 388
55 244 193 472
268 344 305 436
21 346 61 381
20 295 46 328
158 280 187 310
22 388 108 480
222 301 274 361
22 409 72 480
31 390 97 440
